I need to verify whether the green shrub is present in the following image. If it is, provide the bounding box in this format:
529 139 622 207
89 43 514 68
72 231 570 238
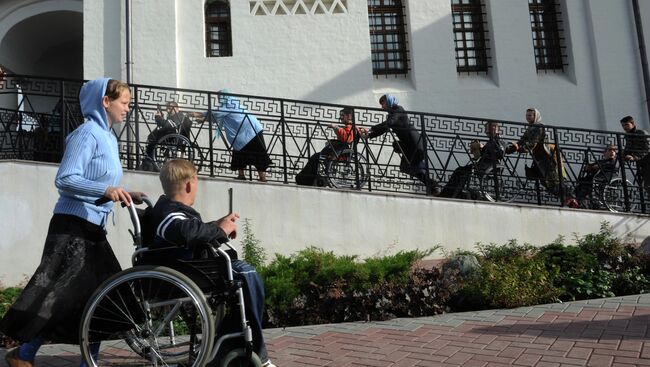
240 218 266 269
0 286 21 319
260 247 444 327
577 222 629 271
458 241 561 309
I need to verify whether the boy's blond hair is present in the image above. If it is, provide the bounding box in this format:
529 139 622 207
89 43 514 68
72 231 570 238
160 159 197 195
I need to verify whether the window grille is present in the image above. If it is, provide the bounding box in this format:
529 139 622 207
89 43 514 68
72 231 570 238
451 0 490 74
205 0 232 57
368 0 409 76
529 0 566 71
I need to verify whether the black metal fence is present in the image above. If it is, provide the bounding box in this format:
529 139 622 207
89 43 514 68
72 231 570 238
0 74 646 214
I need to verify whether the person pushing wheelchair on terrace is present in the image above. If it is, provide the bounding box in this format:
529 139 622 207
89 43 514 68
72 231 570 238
150 159 276 367
505 107 579 208
361 94 440 195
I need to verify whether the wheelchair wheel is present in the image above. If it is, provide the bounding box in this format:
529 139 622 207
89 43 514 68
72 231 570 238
479 170 523 203
601 177 634 213
325 149 368 189
80 266 215 367
219 348 262 367
153 133 195 168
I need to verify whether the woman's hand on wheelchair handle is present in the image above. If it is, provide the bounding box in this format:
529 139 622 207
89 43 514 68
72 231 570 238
103 186 133 206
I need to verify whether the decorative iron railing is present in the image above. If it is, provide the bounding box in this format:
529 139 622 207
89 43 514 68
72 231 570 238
0 74 646 214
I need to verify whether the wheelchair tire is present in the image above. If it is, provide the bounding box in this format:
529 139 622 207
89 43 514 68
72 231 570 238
325 149 368 189
218 348 262 367
601 177 634 213
479 170 523 203
79 265 215 367
153 133 196 168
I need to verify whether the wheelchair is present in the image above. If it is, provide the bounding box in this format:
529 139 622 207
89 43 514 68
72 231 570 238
79 199 262 367
316 146 369 189
577 170 635 212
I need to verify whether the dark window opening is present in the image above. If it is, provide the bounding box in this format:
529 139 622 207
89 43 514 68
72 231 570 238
368 0 410 76
451 0 491 74
205 0 232 57
529 0 566 72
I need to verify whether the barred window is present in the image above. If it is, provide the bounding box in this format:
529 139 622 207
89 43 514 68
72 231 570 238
529 0 566 71
205 0 232 57
451 0 490 73
368 0 409 76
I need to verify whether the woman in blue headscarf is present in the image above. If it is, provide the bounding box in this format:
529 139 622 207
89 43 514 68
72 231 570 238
364 94 439 195
211 90 272 182
1 78 144 367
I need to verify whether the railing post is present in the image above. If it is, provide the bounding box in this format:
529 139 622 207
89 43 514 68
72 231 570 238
552 127 566 206
420 113 430 195
280 100 288 184
133 85 139 169
208 92 214 177
616 135 632 212
129 85 137 170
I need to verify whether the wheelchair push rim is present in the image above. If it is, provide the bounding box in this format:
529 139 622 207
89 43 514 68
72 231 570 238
79 265 215 367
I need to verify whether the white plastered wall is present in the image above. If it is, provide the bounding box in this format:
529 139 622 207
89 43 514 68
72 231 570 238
1 160 649 286
77 0 650 133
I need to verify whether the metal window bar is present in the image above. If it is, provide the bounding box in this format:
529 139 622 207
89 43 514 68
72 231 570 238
529 0 566 72
451 0 491 74
205 0 233 57
368 0 410 77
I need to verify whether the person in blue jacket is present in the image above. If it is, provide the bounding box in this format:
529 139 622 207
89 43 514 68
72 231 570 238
204 90 272 182
1 78 145 367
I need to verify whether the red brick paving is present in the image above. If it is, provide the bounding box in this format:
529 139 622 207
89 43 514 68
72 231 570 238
1 296 649 366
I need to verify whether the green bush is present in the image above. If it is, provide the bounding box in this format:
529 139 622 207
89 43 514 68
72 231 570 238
455 241 561 309
0 286 21 318
577 222 629 271
240 218 266 269
260 247 445 327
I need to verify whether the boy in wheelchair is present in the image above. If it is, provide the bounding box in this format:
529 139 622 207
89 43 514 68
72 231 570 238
150 158 275 367
295 107 362 186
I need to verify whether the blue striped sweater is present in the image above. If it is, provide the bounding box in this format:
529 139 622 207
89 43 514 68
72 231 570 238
53 78 123 227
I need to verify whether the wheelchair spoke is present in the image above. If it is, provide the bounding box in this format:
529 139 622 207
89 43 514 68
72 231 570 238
80 267 215 367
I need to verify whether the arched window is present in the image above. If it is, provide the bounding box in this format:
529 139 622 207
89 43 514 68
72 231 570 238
205 0 232 57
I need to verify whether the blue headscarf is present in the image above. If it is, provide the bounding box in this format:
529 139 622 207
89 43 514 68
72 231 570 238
382 94 398 108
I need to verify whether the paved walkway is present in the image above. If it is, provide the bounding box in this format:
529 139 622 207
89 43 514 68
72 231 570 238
2 294 649 366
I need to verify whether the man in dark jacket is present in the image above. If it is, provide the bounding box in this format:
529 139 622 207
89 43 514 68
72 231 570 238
440 121 506 199
142 102 193 170
364 94 439 195
621 115 650 196
150 159 275 367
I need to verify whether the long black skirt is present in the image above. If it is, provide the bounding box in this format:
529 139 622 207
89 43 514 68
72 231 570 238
0 214 122 344
231 132 272 171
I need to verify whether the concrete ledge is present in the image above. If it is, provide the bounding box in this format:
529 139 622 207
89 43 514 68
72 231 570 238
1 160 649 286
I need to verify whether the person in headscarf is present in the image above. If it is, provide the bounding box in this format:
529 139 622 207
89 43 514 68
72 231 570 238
506 107 579 208
206 89 272 182
363 94 439 195
1 78 145 367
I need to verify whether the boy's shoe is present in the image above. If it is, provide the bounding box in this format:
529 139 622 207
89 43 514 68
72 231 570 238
563 198 580 209
262 360 277 367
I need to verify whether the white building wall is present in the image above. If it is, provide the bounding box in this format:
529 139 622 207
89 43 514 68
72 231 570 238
77 0 650 133
1 160 649 286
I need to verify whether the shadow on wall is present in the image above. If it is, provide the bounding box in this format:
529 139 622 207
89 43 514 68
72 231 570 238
103 0 123 79
299 14 454 108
